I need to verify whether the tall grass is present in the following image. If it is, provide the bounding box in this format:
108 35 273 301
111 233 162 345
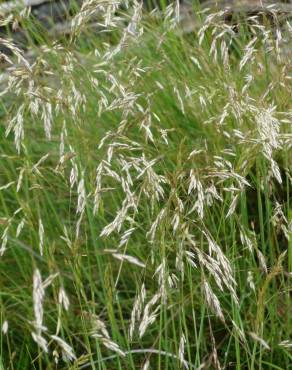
0 1 291 369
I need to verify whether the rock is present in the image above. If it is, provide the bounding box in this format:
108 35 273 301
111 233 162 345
0 0 83 54
1 0 292 54
179 0 292 34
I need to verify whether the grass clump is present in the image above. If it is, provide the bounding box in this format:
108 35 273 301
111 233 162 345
0 1 291 369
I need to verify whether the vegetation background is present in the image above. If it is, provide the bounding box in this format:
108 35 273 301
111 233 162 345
0 0 291 369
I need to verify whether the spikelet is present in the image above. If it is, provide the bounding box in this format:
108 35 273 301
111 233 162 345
179 333 189 369
1 321 8 335
249 332 270 351
32 269 48 352
89 314 125 356
129 283 146 340
58 287 70 311
51 335 76 362
138 293 161 338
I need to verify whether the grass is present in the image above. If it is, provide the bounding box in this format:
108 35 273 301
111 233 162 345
0 1 291 369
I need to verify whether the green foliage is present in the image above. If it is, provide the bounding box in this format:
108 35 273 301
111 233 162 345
0 3 291 369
